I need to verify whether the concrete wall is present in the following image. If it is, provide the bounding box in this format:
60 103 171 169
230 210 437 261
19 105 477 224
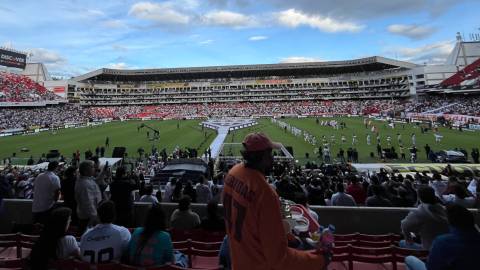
1 199 479 235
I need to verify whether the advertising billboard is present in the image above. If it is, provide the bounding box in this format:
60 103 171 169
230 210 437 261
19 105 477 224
0 49 27 69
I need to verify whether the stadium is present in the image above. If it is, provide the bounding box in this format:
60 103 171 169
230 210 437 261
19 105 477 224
1 36 480 269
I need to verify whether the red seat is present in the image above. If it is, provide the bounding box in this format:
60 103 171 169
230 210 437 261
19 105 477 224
172 230 202 242
16 241 34 259
390 246 429 270
0 241 18 259
74 259 119 270
172 241 190 254
189 249 220 269
335 240 357 247
117 263 168 270
357 240 394 248
335 234 357 241
190 241 222 251
356 234 392 242
348 245 394 270
0 258 24 269
49 258 74 270
0 235 18 242
201 231 226 242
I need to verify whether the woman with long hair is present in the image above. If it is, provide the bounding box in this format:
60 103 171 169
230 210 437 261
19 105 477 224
128 203 175 266
28 208 81 270
171 181 183 202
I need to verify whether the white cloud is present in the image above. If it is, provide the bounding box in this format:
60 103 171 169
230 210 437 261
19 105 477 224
249 36 268 41
280 56 325 63
381 39 455 63
116 56 128 60
85 10 107 18
200 10 259 29
190 35 199 38
368 30 375 34
199 39 213 44
273 9 365 34
112 44 128 52
104 62 139 69
67 44 73 47
30 48 68 65
378 40 386 45
99 20 128 29
128 2 190 24
386 24 438 41
145 65 161 69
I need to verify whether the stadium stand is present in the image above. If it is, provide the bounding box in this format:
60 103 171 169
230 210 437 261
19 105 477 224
440 58 480 86
0 72 61 102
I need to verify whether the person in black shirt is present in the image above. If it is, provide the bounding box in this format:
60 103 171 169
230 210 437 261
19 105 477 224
339 148 345 163
60 165 79 225
377 144 382 158
109 166 140 227
95 146 100 156
27 156 34 165
424 144 431 159
106 137 110 148
100 146 105 157
183 180 197 203
201 201 226 232
353 149 359 163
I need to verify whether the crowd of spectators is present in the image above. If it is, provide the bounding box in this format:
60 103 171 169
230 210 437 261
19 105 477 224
406 95 480 116
0 72 61 102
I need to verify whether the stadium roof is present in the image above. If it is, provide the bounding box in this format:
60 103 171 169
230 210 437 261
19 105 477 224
72 56 418 82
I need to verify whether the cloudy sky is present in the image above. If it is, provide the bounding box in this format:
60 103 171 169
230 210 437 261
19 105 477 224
0 0 477 77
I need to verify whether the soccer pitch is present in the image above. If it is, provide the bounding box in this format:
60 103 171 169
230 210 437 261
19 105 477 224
1 120 216 166
1 118 477 166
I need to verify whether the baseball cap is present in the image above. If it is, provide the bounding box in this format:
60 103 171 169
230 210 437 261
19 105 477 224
242 132 281 152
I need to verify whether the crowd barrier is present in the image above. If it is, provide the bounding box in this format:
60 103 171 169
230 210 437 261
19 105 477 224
1 199 479 235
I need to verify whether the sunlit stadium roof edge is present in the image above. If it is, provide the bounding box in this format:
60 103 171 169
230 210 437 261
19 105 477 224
72 56 419 82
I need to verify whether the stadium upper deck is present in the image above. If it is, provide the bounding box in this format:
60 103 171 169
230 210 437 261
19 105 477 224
72 56 418 82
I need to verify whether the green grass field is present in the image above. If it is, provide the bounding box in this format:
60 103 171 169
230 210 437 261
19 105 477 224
226 118 478 165
1 120 215 165
1 118 477 166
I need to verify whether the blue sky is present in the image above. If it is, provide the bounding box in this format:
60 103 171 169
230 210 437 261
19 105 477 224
0 0 478 78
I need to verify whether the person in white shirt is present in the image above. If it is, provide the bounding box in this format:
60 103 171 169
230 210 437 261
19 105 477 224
163 177 176 202
211 176 223 204
366 134 371 145
434 134 443 145
429 173 447 202
342 134 346 144
397 134 402 144
387 135 392 145
331 183 357 206
352 134 358 145
196 176 213 203
412 134 416 145
442 185 476 208
16 173 34 199
32 161 61 224
81 200 131 264
140 185 159 203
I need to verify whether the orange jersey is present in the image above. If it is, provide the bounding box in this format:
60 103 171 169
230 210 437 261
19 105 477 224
222 164 324 270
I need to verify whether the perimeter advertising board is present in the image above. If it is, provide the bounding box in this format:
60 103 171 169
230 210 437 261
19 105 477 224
0 49 26 69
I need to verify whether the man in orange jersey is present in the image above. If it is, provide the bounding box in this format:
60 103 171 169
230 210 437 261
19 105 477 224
222 132 329 270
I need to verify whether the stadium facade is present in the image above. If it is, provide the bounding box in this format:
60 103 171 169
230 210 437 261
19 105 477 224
2 41 480 107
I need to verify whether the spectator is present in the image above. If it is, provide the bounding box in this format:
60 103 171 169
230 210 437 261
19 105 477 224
140 184 159 203
307 179 326 206
0 175 11 215
170 195 200 231
171 181 183 202
429 173 447 202
27 156 34 165
365 185 393 207
393 187 415 207
403 179 418 205
404 204 480 270
28 208 81 270
32 161 61 224
162 177 176 202
129 202 175 266
196 175 212 203
324 189 333 206
109 166 140 227
218 236 231 270
61 165 79 225
442 184 476 208
293 192 318 222
75 160 102 236
201 201 226 232
81 200 131 263
222 132 327 269
346 176 367 205
210 176 223 204
16 173 34 199
183 180 197 203
400 186 449 250
332 183 357 206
